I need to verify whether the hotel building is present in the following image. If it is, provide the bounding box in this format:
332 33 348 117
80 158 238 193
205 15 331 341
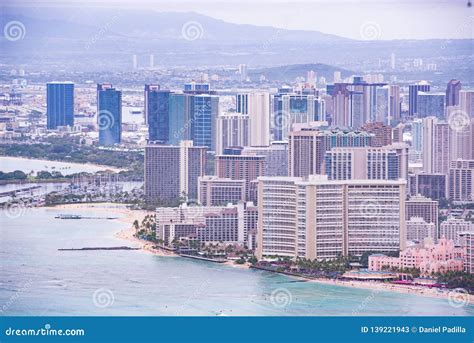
215 149 265 200
449 159 474 202
324 144 408 181
144 141 206 203
405 194 439 230
256 175 406 260
406 217 437 243
440 217 474 246
198 176 246 206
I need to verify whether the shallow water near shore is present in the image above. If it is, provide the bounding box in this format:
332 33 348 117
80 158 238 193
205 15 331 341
1 207 473 316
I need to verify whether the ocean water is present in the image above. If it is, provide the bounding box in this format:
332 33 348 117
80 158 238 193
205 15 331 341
1 207 473 316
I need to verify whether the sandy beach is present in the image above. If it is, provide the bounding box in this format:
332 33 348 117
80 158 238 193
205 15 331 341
53 202 473 304
53 202 176 257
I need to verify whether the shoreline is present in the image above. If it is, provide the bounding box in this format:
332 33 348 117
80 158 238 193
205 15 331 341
51 203 473 304
251 267 474 305
0 155 124 173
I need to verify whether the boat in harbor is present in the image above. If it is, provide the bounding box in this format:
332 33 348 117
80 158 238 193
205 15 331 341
55 214 82 219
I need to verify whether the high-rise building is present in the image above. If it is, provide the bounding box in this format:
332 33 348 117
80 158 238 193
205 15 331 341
440 217 474 245
132 54 138 69
446 79 461 107
215 149 265 201
411 119 423 152
288 124 374 178
198 176 246 206
331 79 388 128
405 194 439 230
449 159 474 202
144 141 206 203
408 81 430 116
236 93 248 114
46 82 74 129
242 141 289 177
144 84 170 143
272 90 325 140
406 217 437 243
324 144 408 181
97 83 122 146
390 52 396 70
389 84 401 123
408 173 447 201
168 93 195 145
193 94 219 151
417 92 445 118
256 175 406 260
422 117 450 174
215 112 249 155
361 122 392 147
459 90 474 117
248 92 270 146
149 54 154 69
459 231 474 274
238 64 248 82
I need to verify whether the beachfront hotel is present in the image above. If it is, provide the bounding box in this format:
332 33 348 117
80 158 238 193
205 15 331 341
144 140 207 203
459 231 474 274
156 202 257 247
368 238 465 275
198 176 246 206
440 217 474 246
256 175 406 260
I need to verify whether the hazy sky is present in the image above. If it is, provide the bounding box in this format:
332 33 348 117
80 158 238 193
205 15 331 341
4 0 474 40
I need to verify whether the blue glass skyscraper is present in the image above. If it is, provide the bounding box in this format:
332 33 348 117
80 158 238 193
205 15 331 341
169 93 194 145
97 84 122 146
145 84 170 143
193 95 219 151
46 82 74 129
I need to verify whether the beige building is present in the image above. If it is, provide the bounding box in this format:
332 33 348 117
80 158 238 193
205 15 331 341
405 194 439 230
406 216 437 243
256 175 406 260
440 217 474 245
198 176 246 206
